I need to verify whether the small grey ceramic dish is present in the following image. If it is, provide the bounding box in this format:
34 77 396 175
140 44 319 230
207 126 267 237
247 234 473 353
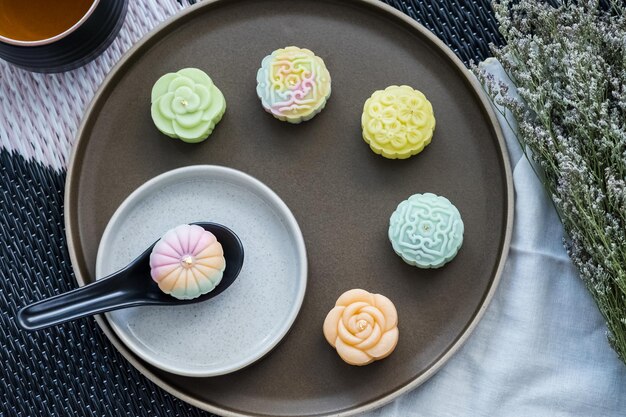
95 165 307 377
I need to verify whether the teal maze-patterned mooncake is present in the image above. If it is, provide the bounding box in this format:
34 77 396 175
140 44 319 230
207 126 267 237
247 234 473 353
388 193 464 269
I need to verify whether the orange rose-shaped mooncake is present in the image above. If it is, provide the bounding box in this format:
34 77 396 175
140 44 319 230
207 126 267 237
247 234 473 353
323 289 399 366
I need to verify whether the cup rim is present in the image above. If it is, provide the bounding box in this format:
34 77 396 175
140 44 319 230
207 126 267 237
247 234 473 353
0 0 100 47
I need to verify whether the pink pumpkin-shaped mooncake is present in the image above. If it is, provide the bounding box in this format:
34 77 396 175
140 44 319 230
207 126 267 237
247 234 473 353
149 224 226 300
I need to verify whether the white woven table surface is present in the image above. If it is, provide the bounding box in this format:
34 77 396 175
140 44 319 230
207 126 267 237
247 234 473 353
0 0 191 171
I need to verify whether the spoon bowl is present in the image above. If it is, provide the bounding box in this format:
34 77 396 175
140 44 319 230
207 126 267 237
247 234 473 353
17 222 244 331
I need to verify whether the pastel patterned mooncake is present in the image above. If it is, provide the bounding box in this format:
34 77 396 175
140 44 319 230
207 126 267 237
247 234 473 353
256 46 331 123
389 193 464 268
149 224 226 299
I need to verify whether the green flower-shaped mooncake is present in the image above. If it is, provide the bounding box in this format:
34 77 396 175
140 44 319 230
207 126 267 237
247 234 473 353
151 68 226 143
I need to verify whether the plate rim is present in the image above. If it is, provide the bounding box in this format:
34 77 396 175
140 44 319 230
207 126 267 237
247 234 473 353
64 0 514 415
95 164 308 377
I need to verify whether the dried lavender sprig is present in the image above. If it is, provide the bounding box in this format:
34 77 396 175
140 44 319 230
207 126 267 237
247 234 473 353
474 0 626 363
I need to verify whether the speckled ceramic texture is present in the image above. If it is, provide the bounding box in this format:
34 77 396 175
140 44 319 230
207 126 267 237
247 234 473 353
95 166 307 377
65 0 513 415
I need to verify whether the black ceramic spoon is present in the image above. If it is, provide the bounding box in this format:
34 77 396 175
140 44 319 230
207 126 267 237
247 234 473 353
17 222 244 331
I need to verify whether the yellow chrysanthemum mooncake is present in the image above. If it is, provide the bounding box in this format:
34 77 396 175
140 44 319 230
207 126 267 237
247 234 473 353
361 85 436 159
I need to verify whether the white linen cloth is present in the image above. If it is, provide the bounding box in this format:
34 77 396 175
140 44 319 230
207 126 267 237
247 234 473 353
365 59 626 417
1 0 625 414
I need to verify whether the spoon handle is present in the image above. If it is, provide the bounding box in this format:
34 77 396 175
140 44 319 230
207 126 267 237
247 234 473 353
17 273 141 331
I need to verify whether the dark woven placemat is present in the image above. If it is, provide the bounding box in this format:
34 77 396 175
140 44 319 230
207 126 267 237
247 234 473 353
0 1 502 416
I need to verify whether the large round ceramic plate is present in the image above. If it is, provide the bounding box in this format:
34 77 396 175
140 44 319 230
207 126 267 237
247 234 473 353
65 0 513 415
